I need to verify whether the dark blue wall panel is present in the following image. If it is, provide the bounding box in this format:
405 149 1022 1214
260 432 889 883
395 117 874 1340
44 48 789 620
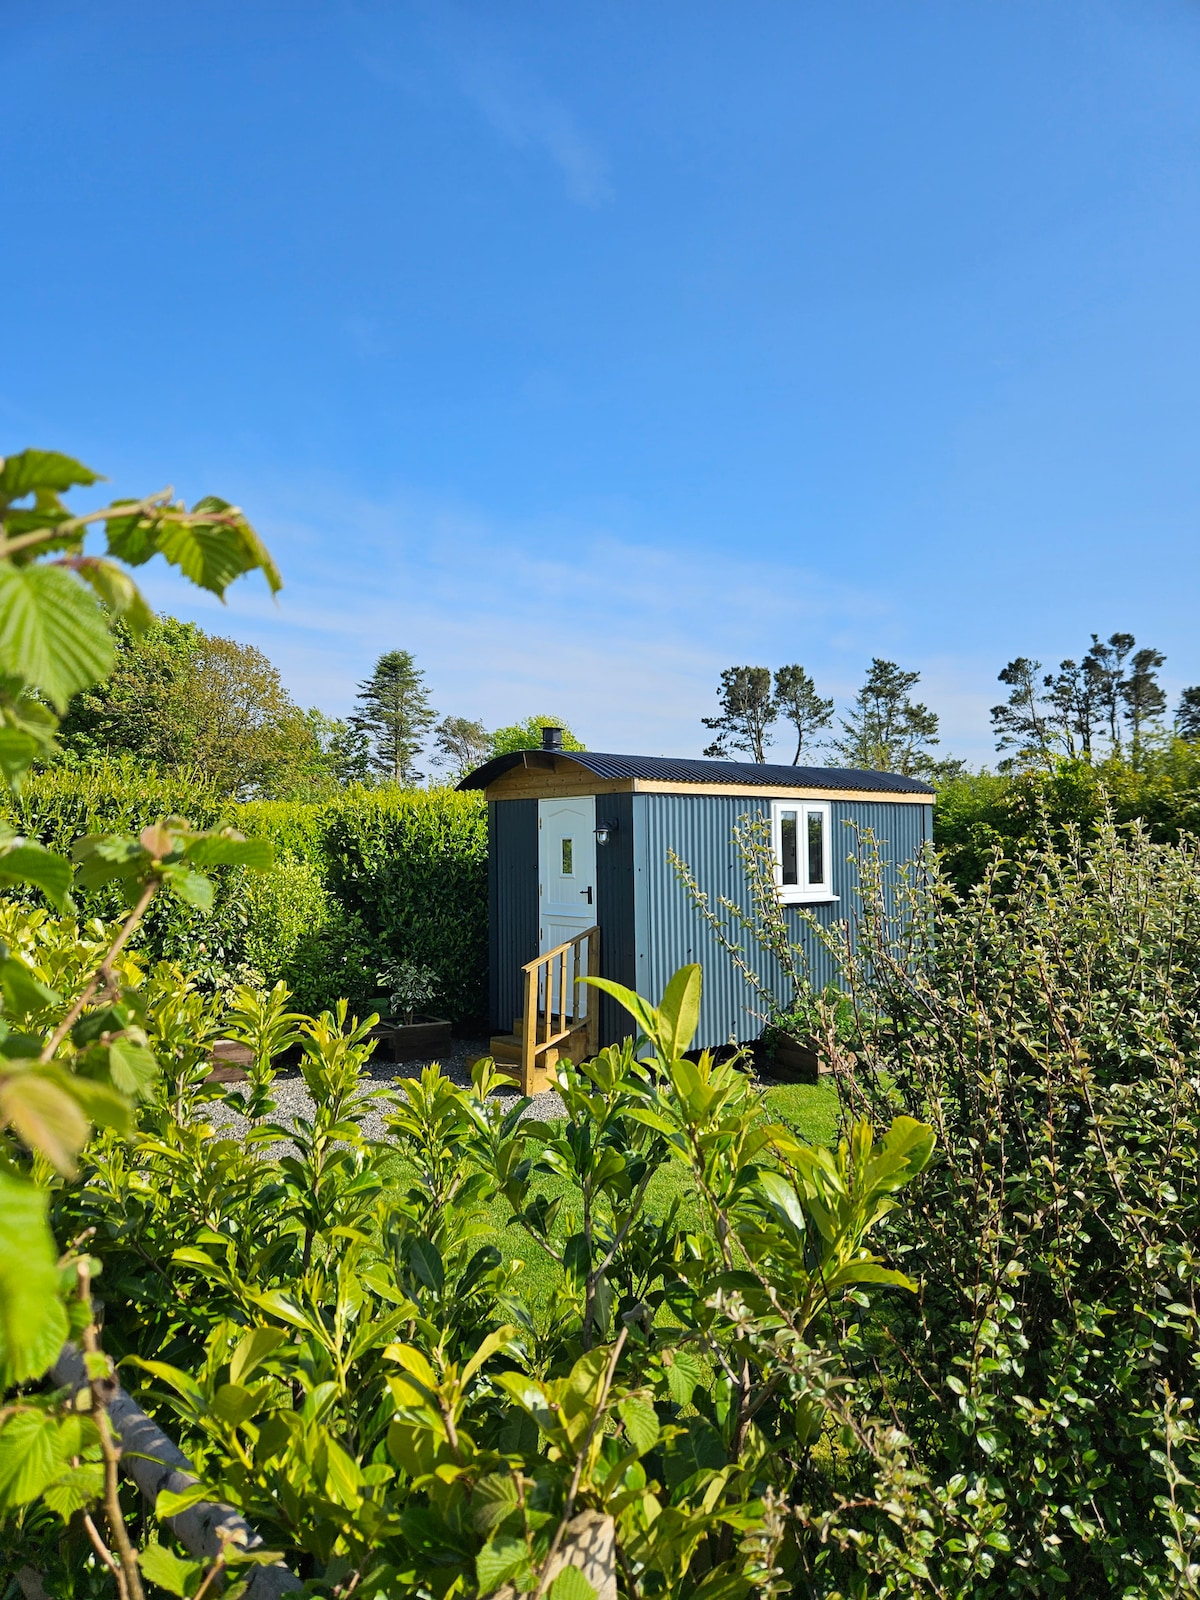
488 800 538 1032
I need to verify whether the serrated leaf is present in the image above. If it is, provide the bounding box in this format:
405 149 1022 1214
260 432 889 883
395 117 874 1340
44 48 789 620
664 1349 706 1407
0 1072 89 1174
0 955 61 1017
0 1169 68 1385
549 1566 598 1600
617 1395 660 1454
476 1536 530 1595
183 832 273 870
0 841 74 911
0 562 113 710
138 1540 205 1595
0 450 99 505
107 1037 158 1099
0 1410 63 1508
162 864 214 913
71 557 154 632
0 728 38 788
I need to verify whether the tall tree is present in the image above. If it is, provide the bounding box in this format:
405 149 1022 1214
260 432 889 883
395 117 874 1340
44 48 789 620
991 657 1056 768
58 617 323 798
302 710 374 789
772 665 834 765
1121 646 1167 755
488 716 585 757
831 658 941 777
1176 687 1200 741
1083 632 1136 751
432 715 492 779
1041 657 1104 759
702 666 777 762
351 649 436 785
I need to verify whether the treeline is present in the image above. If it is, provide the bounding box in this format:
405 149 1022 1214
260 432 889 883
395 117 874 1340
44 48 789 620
53 618 583 800
704 629 1200 780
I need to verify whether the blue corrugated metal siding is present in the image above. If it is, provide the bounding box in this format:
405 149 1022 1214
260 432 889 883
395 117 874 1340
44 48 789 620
633 794 932 1050
488 800 539 1032
594 792 637 1046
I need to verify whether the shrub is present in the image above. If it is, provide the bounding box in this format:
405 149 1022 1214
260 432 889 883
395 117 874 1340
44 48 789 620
3 766 489 1023
934 739 1200 892
813 816 1200 1595
320 786 487 1024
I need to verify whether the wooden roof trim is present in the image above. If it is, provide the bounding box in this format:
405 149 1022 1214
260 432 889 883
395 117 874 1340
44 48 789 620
482 765 933 804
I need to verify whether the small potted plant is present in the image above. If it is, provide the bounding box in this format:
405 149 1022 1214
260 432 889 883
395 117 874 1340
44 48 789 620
374 959 452 1062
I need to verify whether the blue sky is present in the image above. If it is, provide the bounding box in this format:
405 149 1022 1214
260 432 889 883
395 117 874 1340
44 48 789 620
4 1 1200 766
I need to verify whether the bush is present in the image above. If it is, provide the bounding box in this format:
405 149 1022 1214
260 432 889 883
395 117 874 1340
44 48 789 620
934 739 1200 892
4 765 488 1024
814 816 1200 1594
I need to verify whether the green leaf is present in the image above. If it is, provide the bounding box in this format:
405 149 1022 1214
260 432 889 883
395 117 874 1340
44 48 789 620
323 1436 363 1508
0 1410 63 1508
0 841 74 912
0 955 60 1017
476 1536 530 1595
0 1169 68 1385
71 557 154 633
183 832 274 870
0 562 114 710
617 1395 660 1454
663 1349 706 1408
756 1170 807 1238
107 1037 159 1099
461 1323 518 1387
161 864 214 913
405 1235 445 1294
0 450 99 506
229 1326 288 1388
139 1540 206 1595
657 964 702 1059
867 1115 936 1192
0 729 38 788
0 1072 89 1174
549 1567 598 1600
60 1073 132 1136
582 975 660 1041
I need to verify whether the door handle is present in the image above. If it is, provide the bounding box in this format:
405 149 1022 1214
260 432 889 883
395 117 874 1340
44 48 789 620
579 886 593 904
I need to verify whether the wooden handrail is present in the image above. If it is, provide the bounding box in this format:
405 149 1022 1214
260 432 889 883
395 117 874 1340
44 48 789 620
519 925 600 1092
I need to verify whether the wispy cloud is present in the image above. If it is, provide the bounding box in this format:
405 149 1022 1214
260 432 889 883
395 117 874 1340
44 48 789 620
457 56 613 207
138 478 907 759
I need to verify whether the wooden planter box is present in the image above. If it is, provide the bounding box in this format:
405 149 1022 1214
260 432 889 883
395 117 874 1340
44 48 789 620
762 1033 822 1083
368 1017 453 1064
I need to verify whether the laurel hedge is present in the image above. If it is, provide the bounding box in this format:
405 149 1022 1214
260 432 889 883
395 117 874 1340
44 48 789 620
4 763 489 1024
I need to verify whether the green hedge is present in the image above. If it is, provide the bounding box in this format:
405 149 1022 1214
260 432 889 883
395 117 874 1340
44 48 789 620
3 765 488 1025
934 740 1200 893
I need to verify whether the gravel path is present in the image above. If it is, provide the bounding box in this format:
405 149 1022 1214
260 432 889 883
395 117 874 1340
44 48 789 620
208 1036 567 1146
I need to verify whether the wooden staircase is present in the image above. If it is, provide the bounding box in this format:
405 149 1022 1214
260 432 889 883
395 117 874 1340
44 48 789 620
486 925 600 1094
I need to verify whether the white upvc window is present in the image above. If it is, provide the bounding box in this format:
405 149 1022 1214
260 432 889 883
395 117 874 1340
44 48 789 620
771 800 836 903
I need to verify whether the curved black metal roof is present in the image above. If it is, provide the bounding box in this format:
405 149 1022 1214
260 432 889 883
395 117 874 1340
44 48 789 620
457 749 935 795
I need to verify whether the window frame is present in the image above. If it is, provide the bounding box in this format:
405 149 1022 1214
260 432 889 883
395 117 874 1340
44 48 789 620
770 799 837 904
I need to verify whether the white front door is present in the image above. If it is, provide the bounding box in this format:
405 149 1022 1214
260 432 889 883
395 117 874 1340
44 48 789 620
538 796 597 953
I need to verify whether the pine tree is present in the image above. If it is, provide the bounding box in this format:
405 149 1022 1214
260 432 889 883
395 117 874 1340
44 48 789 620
1083 632 1135 751
1121 646 1167 756
351 649 436 785
991 657 1055 768
1176 687 1200 741
772 665 834 765
832 659 941 777
702 666 777 762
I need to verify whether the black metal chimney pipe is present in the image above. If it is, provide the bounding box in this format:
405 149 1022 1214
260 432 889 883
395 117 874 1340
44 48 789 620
541 725 563 751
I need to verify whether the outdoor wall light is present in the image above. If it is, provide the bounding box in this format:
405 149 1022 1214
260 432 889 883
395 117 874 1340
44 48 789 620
594 819 618 846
